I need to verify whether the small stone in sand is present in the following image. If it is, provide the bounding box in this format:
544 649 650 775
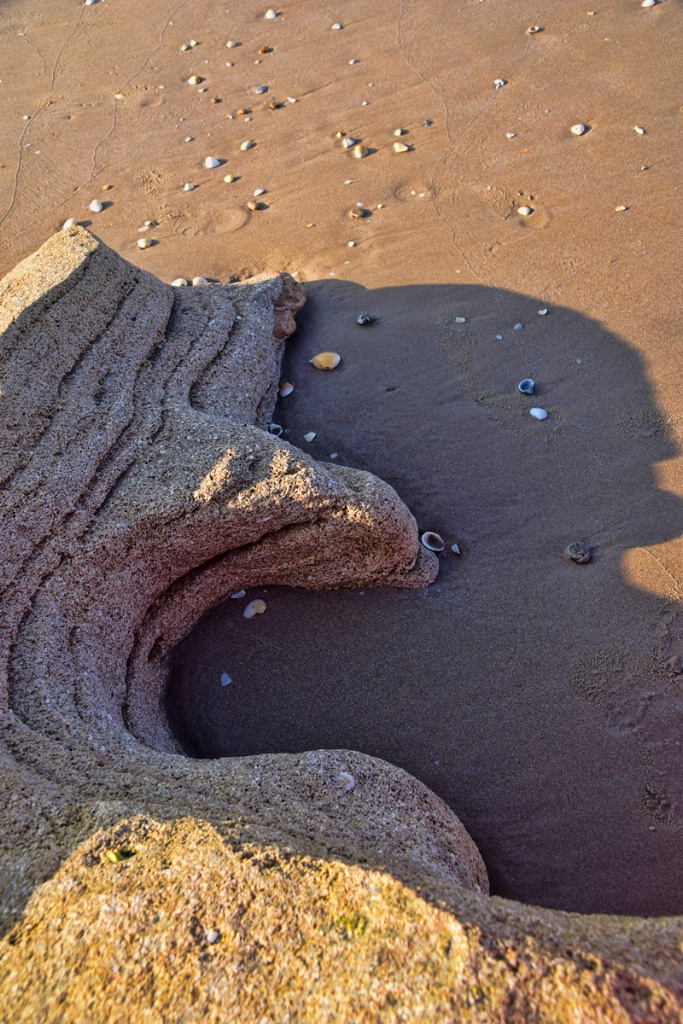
571 123 588 135
615 205 628 212
243 599 267 619
634 125 646 134
494 79 507 89
506 131 516 139
188 75 201 85
451 543 462 555
342 137 357 149
192 276 209 286
223 174 235 183
62 218 78 229
226 40 238 48
206 930 220 944
331 23 343 30
529 408 548 420
514 323 524 331
253 188 266 196
246 201 261 211
303 432 316 442
220 673 232 687
517 205 533 216
356 312 375 326
455 316 466 323
136 238 152 249
347 240 356 247
642 0 656 7
287 96 298 103
393 141 410 153
254 85 268 94
241 140 256 151
183 183 195 191
171 279 188 287
565 541 591 564
204 156 220 168
265 8 277 18
185 136 194 142
353 144 367 158
394 129 405 136
89 200 103 213
538 308 548 315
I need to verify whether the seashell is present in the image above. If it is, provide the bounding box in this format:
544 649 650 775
185 136 193 142
571 123 588 135
230 590 246 599
614 205 628 212
190 39 198 46
348 207 369 219
517 205 533 216
493 78 507 89
287 96 298 103
394 129 405 136
84 0 98 5
455 316 466 323
183 183 195 191
496 334 503 340
192 276 208 286
329 453 338 459
356 312 375 326
309 352 341 370
421 532 445 553
269 423 283 436
514 322 524 331
254 85 268 94
260 46 273 54
136 238 152 249
89 199 103 213
342 137 357 149
505 131 516 139
62 218 78 229
188 75 201 85
642 0 656 6
538 308 548 315
338 771 355 792
241 140 255 151
253 188 266 196
265 8 277 18
279 382 294 397
243 599 266 619
303 432 317 442
220 673 232 687
206 930 220 945
171 278 188 287
101 184 113 191
393 142 409 153
565 541 591 564
634 125 646 134
529 407 548 420
269 100 283 109
348 58 359 65
331 22 343 30
226 40 238 48
353 144 367 158
518 378 535 395
451 543 462 555
204 156 220 168
223 174 235 183
246 201 260 211
527 25 541 33
347 241 356 247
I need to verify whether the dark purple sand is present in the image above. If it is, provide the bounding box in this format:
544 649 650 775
167 282 683 917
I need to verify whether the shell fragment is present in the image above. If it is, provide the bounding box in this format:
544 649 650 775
529 407 548 421
421 532 445 553
243 599 267 619
310 352 341 370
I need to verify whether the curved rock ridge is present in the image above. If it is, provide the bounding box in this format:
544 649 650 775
0 230 681 1021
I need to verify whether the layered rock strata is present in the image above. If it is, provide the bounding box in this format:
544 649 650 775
0 229 681 1022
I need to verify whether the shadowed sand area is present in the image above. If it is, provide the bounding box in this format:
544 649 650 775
168 280 683 917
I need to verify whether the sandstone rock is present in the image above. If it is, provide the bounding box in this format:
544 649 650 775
0 229 681 1021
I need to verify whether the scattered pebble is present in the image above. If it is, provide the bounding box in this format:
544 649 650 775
62 218 78 229
183 182 196 191
514 322 524 331
615 205 628 212
310 352 341 370
393 141 410 153
264 8 277 18
538 308 548 315
303 431 317 442
571 123 588 135
136 238 152 249
84 0 97 6
231 590 246 599
253 188 267 196
204 156 220 168
517 205 533 216
347 240 356 247
224 174 236 183
634 125 646 134
342 137 357 149
455 316 466 324
331 22 343 30
505 131 516 139
529 407 548 420
287 96 298 103
279 382 294 397
220 673 232 687
192 276 209 286
496 334 503 340
348 207 369 219
188 75 202 85
206 929 220 943
518 378 535 395
254 85 268 94
394 128 405 136
338 771 355 792
451 543 462 555
356 312 375 326
353 144 367 158
421 531 445 553
185 136 194 142
642 0 656 7
243 599 267 619
241 140 256 150
171 278 188 287
226 40 238 48
566 541 591 564
89 199 103 213
344 179 353 184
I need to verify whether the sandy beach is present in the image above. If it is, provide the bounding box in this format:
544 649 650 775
2 0 682 923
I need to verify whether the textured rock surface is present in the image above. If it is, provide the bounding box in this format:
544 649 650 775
0 229 681 1022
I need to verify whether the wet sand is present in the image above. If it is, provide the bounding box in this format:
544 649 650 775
1 0 682 915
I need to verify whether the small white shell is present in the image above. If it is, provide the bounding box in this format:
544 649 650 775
192 276 208 286
517 205 532 216
303 431 317 442
615 205 628 212
269 423 283 436
642 0 656 7
493 78 507 89
451 543 462 555
338 771 355 792
347 240 356 247
505 131 516 139
634 125 646 134
89 199 103 213
342 137 357 148
538 308 548 315
171 278 188 287
394 128 405 136
455 316 466 323
264 8 277 18
279 382 294 397
254 85 268 94
183 183 195 191
253 188 266 196
240 140 255 151
136 238 152 249
226 40 238 48
421 531 445 552
243 599 266 619
287 96 297 103
188 75 201 85
220 672 232 686
310 351 341 370
571 123 588 135
353 143 367 158
331 22 343 30
224 174 235 183
230 590 246 599
204 156 220 168
530 407 548 420
393 141 409 153
62 218 78 229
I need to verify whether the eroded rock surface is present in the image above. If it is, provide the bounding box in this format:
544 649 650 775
0 229 681 1022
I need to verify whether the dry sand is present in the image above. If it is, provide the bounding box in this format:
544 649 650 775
1 0 682 924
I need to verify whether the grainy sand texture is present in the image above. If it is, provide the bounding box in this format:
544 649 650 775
1 0 683 1019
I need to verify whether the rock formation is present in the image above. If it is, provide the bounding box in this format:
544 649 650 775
0 229 681 1022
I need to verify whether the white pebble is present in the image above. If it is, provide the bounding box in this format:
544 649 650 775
530 408 548 420
89 199 103 213
514 323 524 331
243 599 267 619
254 85 268 94
347 240 356 247
206 929 220 943
634 125 646 134
538 308 548 315
204 156 220 168
571 123 588 135
615 205 628 212
348 58 359 65
137 238 152 249
393 141 409 153
455 316 466 324
62 218 78 229
493 78 506 89
171 278 188 287
192 276 209 286
253 188 266 196
496 334 503 340
240 140 255 151
451 543 462 555
265 8 277 18
231 590 246 599
505 131 516 139
342 137 357 149
188 75 201 85
344 179 353 184
220 673 232 687
226 40 238 48
338 771 355 792
287 96 298 103
183 183 195 191
642 0 656 6
331 22 343 30
84 0 97 5
184 136 194 142
303 431 317 442
517 206 532 216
